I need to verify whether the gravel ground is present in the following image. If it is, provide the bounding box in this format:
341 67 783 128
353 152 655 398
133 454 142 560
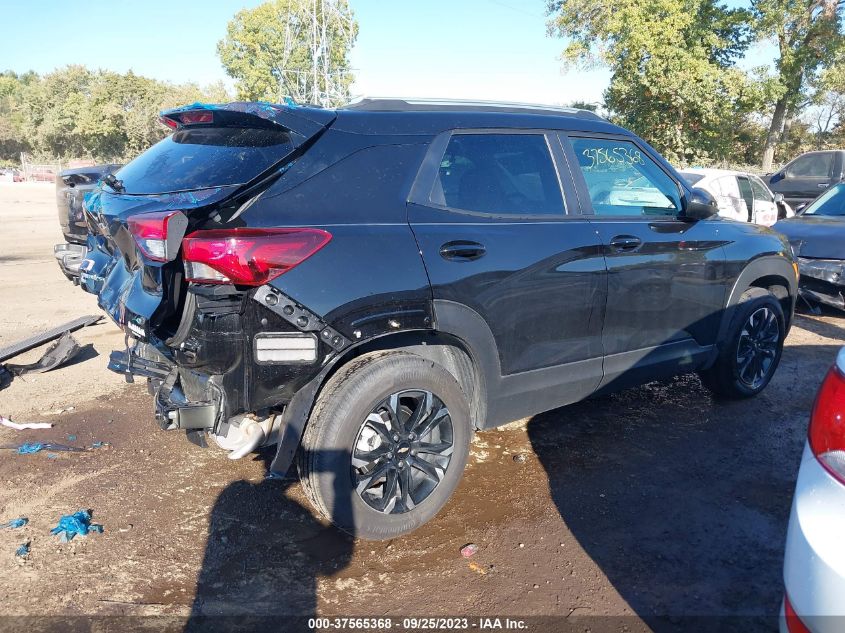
0 183 841 632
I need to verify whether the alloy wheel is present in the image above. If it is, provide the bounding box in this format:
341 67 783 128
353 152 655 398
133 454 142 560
735 306 780 390
351 390 454 514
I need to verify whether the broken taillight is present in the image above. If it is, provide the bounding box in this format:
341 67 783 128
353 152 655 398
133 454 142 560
127 211 188 262
182 228 331 286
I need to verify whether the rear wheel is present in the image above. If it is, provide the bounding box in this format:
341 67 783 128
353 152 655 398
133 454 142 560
699 288 785 399
297 351 471 540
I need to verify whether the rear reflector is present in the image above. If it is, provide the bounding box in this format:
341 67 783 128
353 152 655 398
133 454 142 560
127 211 188 262
182 228 331 286
809 359 845 486
784 593 811 633
254 333 317 363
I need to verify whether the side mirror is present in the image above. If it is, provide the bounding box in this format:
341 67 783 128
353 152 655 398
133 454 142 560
682 187 719 220
773 193 785 204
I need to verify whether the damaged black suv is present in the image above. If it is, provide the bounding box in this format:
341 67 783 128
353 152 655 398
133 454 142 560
80 98 797 539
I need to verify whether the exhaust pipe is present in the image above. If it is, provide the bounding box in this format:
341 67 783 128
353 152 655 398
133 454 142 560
214 414 281 460
227 419 266 460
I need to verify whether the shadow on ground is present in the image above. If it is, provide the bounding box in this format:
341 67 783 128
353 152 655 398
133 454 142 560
186 448 354 633
527 344 834 632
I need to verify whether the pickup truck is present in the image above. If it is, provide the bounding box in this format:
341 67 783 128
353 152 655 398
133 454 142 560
767 150 845 209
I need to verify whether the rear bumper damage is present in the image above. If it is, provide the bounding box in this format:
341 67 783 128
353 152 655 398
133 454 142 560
797 258 845 310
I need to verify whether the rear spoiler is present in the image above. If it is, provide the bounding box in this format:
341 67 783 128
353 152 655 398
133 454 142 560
159 101 337 146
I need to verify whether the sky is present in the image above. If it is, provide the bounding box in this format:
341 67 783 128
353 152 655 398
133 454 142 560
0 0 775 107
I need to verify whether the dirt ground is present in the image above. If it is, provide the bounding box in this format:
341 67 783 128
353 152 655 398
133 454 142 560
0 183 840 631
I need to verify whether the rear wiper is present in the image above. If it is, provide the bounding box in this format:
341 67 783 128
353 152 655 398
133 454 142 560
103 173 125 193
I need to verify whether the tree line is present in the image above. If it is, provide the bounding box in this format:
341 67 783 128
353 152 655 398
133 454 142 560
0 67 231 165
1 0 843 170
547 0 845 169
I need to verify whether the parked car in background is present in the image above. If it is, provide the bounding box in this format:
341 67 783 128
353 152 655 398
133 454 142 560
53 164 121 281
79 98 797 539
679 168 793 226
0 167 22 182
773 183 845 311
767 150 845 209
781 347 845 633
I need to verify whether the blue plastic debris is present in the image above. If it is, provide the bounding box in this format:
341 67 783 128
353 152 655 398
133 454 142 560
0 517 27 529
91 441 107 449
46 453 58 459
15 542 30 558
50 510 104 542
66 434 77 442
17 442 44 455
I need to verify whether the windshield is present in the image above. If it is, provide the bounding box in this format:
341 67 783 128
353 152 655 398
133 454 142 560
114 126 294 194
680 173 705 186
802 183 845 217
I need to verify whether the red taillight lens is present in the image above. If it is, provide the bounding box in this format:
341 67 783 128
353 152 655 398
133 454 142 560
784 593 811 633
127 211 185 262
809 364 845 485
159 116 178 129
179 111 214 125
182 228 331 286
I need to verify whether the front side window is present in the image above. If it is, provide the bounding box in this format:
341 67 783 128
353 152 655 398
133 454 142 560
568 137 680 217
786 153 834 179
432 134 564 215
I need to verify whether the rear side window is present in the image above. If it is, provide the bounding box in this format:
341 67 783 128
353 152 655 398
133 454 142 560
568 137 680 217
431 134 564 215
115 127 294 194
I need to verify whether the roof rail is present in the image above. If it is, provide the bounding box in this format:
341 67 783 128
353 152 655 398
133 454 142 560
341 97 604 120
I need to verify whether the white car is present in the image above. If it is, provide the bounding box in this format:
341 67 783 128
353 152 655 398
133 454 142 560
679 168 794 226
781 347 845 633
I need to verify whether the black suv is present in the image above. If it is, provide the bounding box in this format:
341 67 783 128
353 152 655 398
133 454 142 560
80 99 797 539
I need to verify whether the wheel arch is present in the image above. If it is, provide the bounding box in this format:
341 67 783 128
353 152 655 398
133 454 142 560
269 303 498 475
716 255 797 349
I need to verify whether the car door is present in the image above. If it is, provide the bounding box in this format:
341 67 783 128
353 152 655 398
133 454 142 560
714 176 746 221
769 152 837 207
737 175 755 222
748 175 778 226
408 129 607 410
561 133 728 391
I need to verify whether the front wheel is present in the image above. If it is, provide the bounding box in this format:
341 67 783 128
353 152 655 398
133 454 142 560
699 288 785 399
297 351 471 540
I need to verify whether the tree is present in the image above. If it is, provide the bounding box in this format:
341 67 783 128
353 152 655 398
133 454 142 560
754 0 845 170
547 0 755 163
217 0 358 107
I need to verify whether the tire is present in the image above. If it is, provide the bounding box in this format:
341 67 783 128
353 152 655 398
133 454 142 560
297 351 471 540
699 287 785 399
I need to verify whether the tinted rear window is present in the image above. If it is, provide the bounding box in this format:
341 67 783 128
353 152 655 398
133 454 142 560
115 127 294 194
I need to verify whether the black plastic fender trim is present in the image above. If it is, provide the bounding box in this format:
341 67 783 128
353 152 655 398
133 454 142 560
253 285 350 352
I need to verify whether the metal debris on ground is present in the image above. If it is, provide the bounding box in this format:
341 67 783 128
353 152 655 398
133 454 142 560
5 332 83 376
0 518 28 529
15 542 30 558
0 415 52 431
50 510 104 542
0 315 100 363
513 453 528 463
460 543 479 558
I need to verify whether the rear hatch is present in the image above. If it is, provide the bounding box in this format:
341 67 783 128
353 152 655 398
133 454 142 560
81 102 336 341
